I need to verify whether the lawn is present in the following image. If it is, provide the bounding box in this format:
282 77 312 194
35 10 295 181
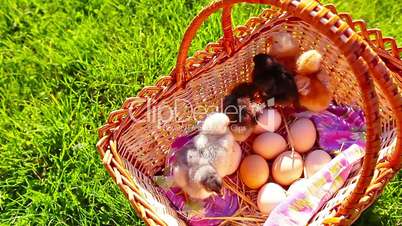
0 0 400 225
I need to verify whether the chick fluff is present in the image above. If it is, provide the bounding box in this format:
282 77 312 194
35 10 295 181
295 50 332 112
252 54 299 107
171 113 235 200
223 83 266 141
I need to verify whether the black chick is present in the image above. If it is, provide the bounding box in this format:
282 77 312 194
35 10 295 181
252 54 299 107
223 83 266 141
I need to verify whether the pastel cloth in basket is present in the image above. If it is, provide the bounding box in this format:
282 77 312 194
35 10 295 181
265 144 365 226
294 104 366 152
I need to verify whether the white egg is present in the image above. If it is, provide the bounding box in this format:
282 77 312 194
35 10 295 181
254 109 282 134
304 150 332 178
288 118 317 153
257 183 287 214
272 151 304 186
287 178 308 196
226 142 243 175
253 132 287 160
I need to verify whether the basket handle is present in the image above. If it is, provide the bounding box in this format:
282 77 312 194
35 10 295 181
174 0 402 220
175 0 321 87
175 0 236 87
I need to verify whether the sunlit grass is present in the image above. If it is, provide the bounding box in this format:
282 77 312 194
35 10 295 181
0 0 400 225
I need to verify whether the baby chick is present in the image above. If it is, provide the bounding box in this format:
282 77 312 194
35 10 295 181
269 32 300 59
252 54 299 107
296 75 332 112
172 142 222 200
223 83 266 141
195 112 236 177
269 32 301 71
296 50 323 75
295 50 332 112
170 113 234 200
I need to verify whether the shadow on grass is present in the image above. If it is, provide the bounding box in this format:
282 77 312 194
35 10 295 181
353 206 386 226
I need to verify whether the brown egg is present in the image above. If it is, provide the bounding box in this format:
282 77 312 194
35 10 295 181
296 50 322 75
253 108 282 134
253 132 287 160
272 151 304 186
288 118 317 153
239 155 269 189
304 150 332 178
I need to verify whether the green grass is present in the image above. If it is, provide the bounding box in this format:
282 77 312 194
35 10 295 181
0 0 400 225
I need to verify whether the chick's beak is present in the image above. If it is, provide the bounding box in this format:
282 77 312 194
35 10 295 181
213 187 222 196
210 180 222 195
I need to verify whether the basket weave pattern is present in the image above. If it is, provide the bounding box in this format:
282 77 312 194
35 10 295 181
97 0 402 225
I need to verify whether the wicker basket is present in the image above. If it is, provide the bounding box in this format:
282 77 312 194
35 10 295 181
96 0 402 225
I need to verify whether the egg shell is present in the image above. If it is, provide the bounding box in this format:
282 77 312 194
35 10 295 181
239 155 269 189
231 125 253 142
272 151 304 186
254 109 282 134
269 32 299 58
288 118 317 153
304 150 332 178
225 142 243 175
296 50 322 75
253 132 287 160
287 178 308 196
257 183 287 214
